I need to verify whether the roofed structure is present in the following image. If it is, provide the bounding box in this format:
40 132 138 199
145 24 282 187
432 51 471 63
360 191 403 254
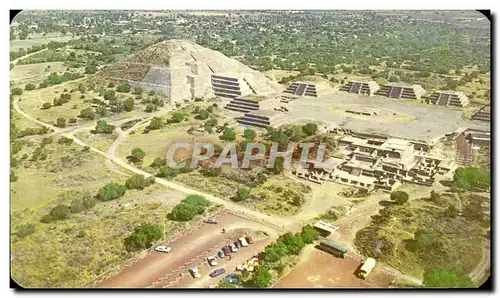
426 91 469 107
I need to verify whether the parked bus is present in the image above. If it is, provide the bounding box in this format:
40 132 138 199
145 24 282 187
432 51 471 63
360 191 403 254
357 257 376 279
318 240 348 258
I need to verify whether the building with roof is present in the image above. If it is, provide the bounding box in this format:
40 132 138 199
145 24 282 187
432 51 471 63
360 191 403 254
426 91 469 107
375 82 426 99
293 134 456 191
339 80 380 96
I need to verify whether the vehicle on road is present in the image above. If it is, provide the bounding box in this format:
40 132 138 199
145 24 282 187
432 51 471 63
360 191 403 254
218 250 225 258
230 243 239 252
357 257 376 279
234 241 241 249
239 237 248 247
189 268 201 278
204 218 218 224
154 245 171 253
222 275 239 285
209 268 226 278
207 256 218 266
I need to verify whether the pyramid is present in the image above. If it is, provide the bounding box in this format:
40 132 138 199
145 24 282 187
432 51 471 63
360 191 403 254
100 39 279 104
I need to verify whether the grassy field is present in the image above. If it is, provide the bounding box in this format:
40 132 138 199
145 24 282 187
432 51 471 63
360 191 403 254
74 129 118 152
9 129 206 288
10 62 66 82
10 35 75 51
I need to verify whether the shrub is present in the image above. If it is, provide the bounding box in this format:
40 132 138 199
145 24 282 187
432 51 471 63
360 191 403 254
301 123 318 136
70 195 96 213
252 266 272 288
57 136 73 145
25 83 36 91
197 109 209 120
390 190 409 204
243 129 257 141
220 128 236 141
11 87 23 96
232 188 250 202
116 83 131 93
169 195 210 221
79 107 96 120
124 98 134 112
94 120 114 134
169 112 185 123
453 167 490 191
15 223 36 238
128 148 145 163
125 174 154 190
423 268 474 288
49 205 71 220
97 183 127 201
77 231 87 238
107 82 115 88
124 223 163 252
300 225 319 244
150 157 167 168
56 118 66 128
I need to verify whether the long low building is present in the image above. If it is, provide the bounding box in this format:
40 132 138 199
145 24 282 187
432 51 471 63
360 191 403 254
375 82 426 99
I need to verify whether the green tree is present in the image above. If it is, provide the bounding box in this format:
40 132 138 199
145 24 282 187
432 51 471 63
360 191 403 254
300 224 319 244
390 190 409 204
49 205 71 220
198 109 210 120
220 128 236 141
124 98 134 112
423 268 474 288
263 241 289 262
302 123 318 136
25 83 36 91
218 280 237 288
103 90 116 101
79 107 96 120
150 157 167 168
453 167 490 191
56 118 67 128
243 129 257 141
279 232 305 255
170 112 185 123
41 102 52 110
116 83 131 93
169 203 199 221
253 266 272 288
125 174 153 190
232 188 250 202
11 87 23 96
94 120 114 134
128 148 145 163
97 183 127 201
123 223 163 252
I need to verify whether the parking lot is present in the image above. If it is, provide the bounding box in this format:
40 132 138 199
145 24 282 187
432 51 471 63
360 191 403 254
94 212 279 288
274 248 394 288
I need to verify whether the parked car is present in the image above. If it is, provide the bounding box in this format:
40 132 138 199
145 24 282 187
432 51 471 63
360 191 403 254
218 250 225 258
154 245 171 253
234 241 241 249
236 264 247 271
230 243 239 252
204 218 218 224
189 268 201 278
209 268 226 278
239 237 248 247
207 256 218 266
245 235 253 244
222 275 239 285
222 246 230 255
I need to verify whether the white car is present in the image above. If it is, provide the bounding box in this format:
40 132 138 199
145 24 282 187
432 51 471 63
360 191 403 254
230 243 239 252
207 256 218 266
189 268 201 278
154 245 171 253
238 237 248 247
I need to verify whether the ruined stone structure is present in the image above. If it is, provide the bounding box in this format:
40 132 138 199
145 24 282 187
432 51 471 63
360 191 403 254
472 105 491 122
236 110 278 128
339 80 380 96
375 82 426 99
224 96 260 113
101 39 278 105
283 82 318 97
426 91 469 107
293 134 456 192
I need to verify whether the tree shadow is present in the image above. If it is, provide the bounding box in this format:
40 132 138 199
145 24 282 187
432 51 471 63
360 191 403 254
378 200 394 207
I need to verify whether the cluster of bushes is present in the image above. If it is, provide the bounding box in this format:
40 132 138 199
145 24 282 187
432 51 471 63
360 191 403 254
97 183 127 202
220 128 236 141
57 136 74 145
157 164 193 179
251 225 319 287
40 194 97 223
79 107 97 120
116 83 131 93
452 167 490 191
43 72 84 86
390 190 409 205
53 93 72 106
123 223 163 252
127 148 146 164
265 123 318 145
93 120 115 134
16 126 50 138
168 195 210 222
11 87 23 96
125 174 155 190
144 117 164 133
